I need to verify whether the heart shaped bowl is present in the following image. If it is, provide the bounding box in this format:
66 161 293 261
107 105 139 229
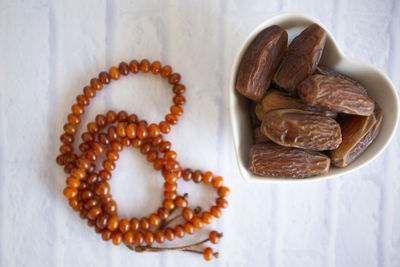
229 13 399 183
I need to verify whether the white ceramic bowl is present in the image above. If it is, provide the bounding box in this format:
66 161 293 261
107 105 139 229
229 13 399 183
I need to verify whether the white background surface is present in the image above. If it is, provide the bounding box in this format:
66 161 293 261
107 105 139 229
0 0 399 266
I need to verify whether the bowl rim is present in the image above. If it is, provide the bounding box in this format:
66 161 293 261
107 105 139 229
229 12 400 183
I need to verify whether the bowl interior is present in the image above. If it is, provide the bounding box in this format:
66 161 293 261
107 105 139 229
229 13 399 183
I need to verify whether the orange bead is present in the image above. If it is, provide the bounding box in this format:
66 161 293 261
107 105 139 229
111 231 122 245
137 125 148 139
140 218 150 230
209 231 220 244
128 114 138 123
118 111 128 122
107 216 119 231
158 141 171 152
182 207 194 220
216 197 228 209
140 59 150 72
129 60 139 73
106 150 119 161
211 176 223 188
174 196 187 208
102 160 115 171
173 95 186 105
163 150 177 161
149 213 160 227
60 144 73 154
116 122 127 137
192 216 203 229
164 172 178 183
71 168 85 179
130 218 139 231
99 71 111 84
126 123 137 138
144 230 154 245
164 228 175 241
92 142 104 154
174 225 185 238
164 191 177 200
153 158 165 170
110 141 123 152
118 62 129 75
102 229 112 241
164 182 177 192
64 123 77 135
170 105 183 116
133 231 144 245
203 247 213 261
60 133 74 144
148 123 160 137
87 122 99 133
99 170 111 180
182 168 192 181
119 219 131 233
160 65 172 78
192 170 202 183
95 114 107 127
163 199 175 210
157 208 169 220
168 73 181 84
66 176 81 188
94 181 110 196
150 61 161 74
140 143 151 154
154 229 165 243
83 86 96 98
202 171 213 184
90 78 103 91
132 138 142 148
76 94 89 106
68 113 81 125
201 212 213 224
88 206 102 220
104 200 117 216
210 206 222 218
159 121 170 134
218 186 230 197
63 187 77 199
106 110 117 123
173 84 186 95
146 151 158 162
184 222 194 235
71 103 85 115
123 231 134 245
151 135 163 146
109 67 120 80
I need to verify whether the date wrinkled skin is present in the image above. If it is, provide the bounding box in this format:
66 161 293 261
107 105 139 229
253 127 270 144
236 25 288 101
298 74 375 116
315 65 368 96
249 101 261 128
273 24 327 93
261 109 342 151
255 88 337 121
249 143 331 178
330 104 383 167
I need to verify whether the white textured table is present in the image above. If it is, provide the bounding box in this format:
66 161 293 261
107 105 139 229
1 0 399 266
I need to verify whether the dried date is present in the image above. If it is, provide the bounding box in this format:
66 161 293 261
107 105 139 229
255 88 336 120
298 74 375 116
330 104 383 167
236 25 288 101
315 65 368 96
273 24 327 93
249 143 331 178
261 109 342 151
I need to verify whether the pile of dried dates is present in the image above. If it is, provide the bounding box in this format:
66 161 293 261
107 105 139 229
235 24 383 178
